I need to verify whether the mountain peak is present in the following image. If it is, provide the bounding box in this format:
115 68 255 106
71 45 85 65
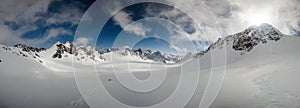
232 24 284 51
207 23 284 52
245 23 283 36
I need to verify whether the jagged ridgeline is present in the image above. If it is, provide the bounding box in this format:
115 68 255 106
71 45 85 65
2 23 286 64
1 44 45 63
3 41 182 64
51 42 182 64
205 23 283 53
14 44 46 53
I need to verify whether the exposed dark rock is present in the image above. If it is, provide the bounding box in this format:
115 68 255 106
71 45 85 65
207 23 283 52
35 53 40 57
14 44 46 52
52 53 58 58
52 42 76 59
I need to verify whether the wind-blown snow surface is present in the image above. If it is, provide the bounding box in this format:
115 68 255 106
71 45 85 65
0 25 300 108
206 24 300 108
209 35 300 108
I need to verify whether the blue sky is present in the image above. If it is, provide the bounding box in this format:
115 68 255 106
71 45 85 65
0 0 299 54
95 2 208 54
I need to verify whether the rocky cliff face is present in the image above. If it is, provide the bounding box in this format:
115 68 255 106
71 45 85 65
207 23 284 52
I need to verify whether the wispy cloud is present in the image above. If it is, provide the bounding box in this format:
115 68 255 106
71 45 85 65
42 28 73 42
169 44 187 55
144 3 220 53
74 37 90 46
113 11 151 37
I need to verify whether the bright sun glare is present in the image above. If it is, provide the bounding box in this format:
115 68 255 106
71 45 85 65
242 9 273 26
248 13 270 25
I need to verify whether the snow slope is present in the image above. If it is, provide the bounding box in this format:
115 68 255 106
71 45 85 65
0 24 300 108
193 24 300 108
209 35 300 108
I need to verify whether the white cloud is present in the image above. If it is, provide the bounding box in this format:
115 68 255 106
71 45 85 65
0 0 51 21
146 8 195 33
0 25 21 45
0 0 49 44
44 28 72 40
144 2 221 48
169 44 188 55
0 25 72 46
74 37 90 46
0 0 85 47
113 11 151 37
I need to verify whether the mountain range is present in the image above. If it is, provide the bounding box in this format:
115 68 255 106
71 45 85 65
1 41 183 65
0 24 285 65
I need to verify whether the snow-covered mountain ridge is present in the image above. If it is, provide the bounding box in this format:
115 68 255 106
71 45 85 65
194 23 285 57
0 23 290 65
208 23 283 52
0 41 182 64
